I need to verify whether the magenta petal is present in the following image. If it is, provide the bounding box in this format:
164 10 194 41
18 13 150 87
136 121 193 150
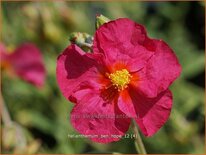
117 89 137 118
117 86 172 136
93 18 154 71
70 90 131 143
136 40 182 97
9 43 46 87
131 89 173 137
56 44 103 101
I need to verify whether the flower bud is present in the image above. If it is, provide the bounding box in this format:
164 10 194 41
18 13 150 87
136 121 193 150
95 14 110 29
69 32 93 52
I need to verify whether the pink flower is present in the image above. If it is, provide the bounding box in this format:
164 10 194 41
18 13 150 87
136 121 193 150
1 43 46 87
56 18 181 143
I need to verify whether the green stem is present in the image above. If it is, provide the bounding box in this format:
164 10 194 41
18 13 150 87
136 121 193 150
132 119 147 154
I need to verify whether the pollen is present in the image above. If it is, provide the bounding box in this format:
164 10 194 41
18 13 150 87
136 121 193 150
108 69 132 91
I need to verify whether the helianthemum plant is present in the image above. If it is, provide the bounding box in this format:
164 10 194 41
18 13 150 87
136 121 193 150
56 15 181 151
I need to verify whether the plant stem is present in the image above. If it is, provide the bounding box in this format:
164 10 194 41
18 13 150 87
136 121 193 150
0 92 27 149
131 119 147 154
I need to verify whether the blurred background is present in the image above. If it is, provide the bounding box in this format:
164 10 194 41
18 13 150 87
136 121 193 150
1 1 205 154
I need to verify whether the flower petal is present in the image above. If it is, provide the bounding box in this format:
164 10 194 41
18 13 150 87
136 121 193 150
70 89 131 143
93 18 154 72
135 40 182 97
56 44 104 101
117 89 137 118
9 43 46 87
130 89 173 137
117 86 172 136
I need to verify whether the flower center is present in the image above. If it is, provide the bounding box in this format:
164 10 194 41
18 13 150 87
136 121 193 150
108 69 132 91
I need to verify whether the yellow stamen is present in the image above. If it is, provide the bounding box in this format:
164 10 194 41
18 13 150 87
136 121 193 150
108 69 132 91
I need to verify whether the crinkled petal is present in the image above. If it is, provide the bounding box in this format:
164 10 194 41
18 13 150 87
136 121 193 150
9 43 46 87
134 40 182 97
70 89 130 143
117 86 172 136
130 89 173 137
56 44 105 101
93 18 155 72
